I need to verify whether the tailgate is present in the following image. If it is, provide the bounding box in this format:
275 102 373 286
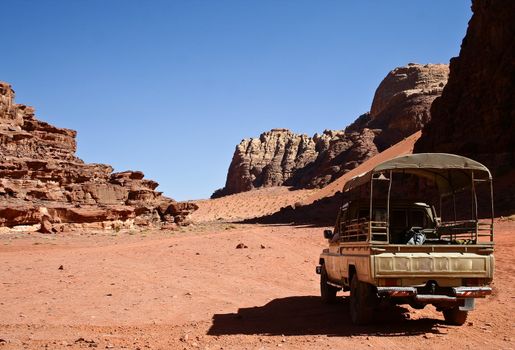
372 252 494 278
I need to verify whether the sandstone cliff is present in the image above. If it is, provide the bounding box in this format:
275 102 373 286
214 63 448 197
214 128 323 196
0 81 197 231
414 0 515 213
349 63 449 149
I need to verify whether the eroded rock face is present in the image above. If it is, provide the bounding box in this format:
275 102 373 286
214 129 324 196
215 63 448 197
288 128 379 189
348 63 449 150
0 81 197 231
415 0 515 214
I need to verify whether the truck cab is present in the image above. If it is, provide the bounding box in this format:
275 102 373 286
316 153 495 325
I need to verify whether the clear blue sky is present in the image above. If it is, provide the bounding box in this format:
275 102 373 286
2 0 471 200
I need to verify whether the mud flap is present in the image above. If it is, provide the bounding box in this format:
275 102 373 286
459 298 475 311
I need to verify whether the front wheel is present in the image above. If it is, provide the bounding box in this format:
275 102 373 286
320 265 338 304
443 307 468 325
349 274 376 325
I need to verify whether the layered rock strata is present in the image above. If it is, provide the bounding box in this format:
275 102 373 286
0 81 197 231
415 0 515 213
348 63 449 149
215 63 448 197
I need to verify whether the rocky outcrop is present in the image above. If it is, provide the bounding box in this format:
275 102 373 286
215 63 448 197
215 128 322 196
415 0 515 214
212 127 380 198
347 63 449 150
0 81 197 231
288 128 379 188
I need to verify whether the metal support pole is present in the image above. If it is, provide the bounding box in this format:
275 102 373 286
386 170 392 244
369 175 374 242
490 178 495 242
472 171 478 241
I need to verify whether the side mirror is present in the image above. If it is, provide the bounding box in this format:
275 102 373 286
324 229 334 240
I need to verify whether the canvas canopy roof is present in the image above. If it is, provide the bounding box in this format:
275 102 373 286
343 153 492 194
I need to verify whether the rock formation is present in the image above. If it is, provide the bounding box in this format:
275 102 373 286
348 63 449 149
287 128 379 189
0 81 197 231
214 63 448 197
415 0 515 214
212 128 321 196
212 128 374 197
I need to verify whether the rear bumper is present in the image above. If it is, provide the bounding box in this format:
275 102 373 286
376 286 492 300
453 286 492 298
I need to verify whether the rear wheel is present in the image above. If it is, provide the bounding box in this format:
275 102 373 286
349 274 376 325
320 265 338 304
443 307 468 325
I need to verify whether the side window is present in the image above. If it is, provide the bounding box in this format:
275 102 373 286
342 208 368 242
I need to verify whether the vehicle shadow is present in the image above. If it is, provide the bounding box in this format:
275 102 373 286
208 296 446 337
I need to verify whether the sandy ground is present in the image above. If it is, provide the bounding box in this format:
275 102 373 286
190 187 315 223
0 218 513 350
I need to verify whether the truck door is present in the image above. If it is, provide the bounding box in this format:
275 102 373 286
326 206 347 280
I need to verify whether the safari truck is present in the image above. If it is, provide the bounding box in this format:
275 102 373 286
316 153 495 325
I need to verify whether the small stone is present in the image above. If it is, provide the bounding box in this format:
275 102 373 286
236 243 248 249
58 265 64 270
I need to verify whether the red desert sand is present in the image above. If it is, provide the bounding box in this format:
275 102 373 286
0 219 513 349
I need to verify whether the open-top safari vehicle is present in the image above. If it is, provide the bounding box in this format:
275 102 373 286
316 153 495 325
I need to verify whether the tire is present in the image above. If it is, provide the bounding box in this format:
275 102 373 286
320 265 338 304
443 307 468 326
349 273 376 325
